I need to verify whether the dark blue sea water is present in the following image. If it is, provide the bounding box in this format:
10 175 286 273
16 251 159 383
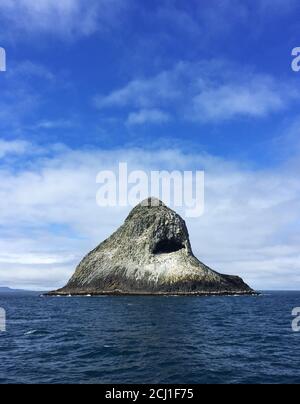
0 291 299 384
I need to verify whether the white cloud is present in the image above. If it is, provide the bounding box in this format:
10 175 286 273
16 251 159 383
127 109 171 125
190 77 284 121
94 69 180 109
0 252 75 265
0 0 297 45
0 0 125 40
0 139 30 158
94 61 298 123
0 139 299 290
31 119 73 130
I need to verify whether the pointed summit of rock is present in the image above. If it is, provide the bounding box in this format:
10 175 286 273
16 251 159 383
49 198 255 296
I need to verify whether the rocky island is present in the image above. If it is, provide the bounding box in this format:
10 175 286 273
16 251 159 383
48 198 256 296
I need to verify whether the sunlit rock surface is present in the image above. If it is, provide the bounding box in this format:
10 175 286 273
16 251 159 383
49 198 256 296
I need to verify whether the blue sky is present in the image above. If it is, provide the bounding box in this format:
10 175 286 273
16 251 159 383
0 0 300 290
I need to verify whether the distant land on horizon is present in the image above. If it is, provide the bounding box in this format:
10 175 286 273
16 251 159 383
0 286 40 294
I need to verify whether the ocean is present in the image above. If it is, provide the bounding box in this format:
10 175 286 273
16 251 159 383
0 291 299 384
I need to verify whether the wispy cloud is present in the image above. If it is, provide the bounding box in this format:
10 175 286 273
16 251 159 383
30 119 74 130
94 69 180 109
1 0 297 44
94 60 299 124
189 76 285 121
0 0 126 40
0 139 30 158
126 109 171 126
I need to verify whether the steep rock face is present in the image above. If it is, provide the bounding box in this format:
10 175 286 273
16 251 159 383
50 198 255 295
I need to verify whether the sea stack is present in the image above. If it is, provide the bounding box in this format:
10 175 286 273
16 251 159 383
49 198 255 296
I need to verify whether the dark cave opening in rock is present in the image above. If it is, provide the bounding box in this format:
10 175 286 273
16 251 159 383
153 239 184 254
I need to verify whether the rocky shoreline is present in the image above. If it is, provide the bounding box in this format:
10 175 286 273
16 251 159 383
45 290 259 297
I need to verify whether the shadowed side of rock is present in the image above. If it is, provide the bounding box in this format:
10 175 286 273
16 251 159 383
48 198 256 296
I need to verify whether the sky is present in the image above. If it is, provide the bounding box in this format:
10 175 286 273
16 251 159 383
0 0 300 290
